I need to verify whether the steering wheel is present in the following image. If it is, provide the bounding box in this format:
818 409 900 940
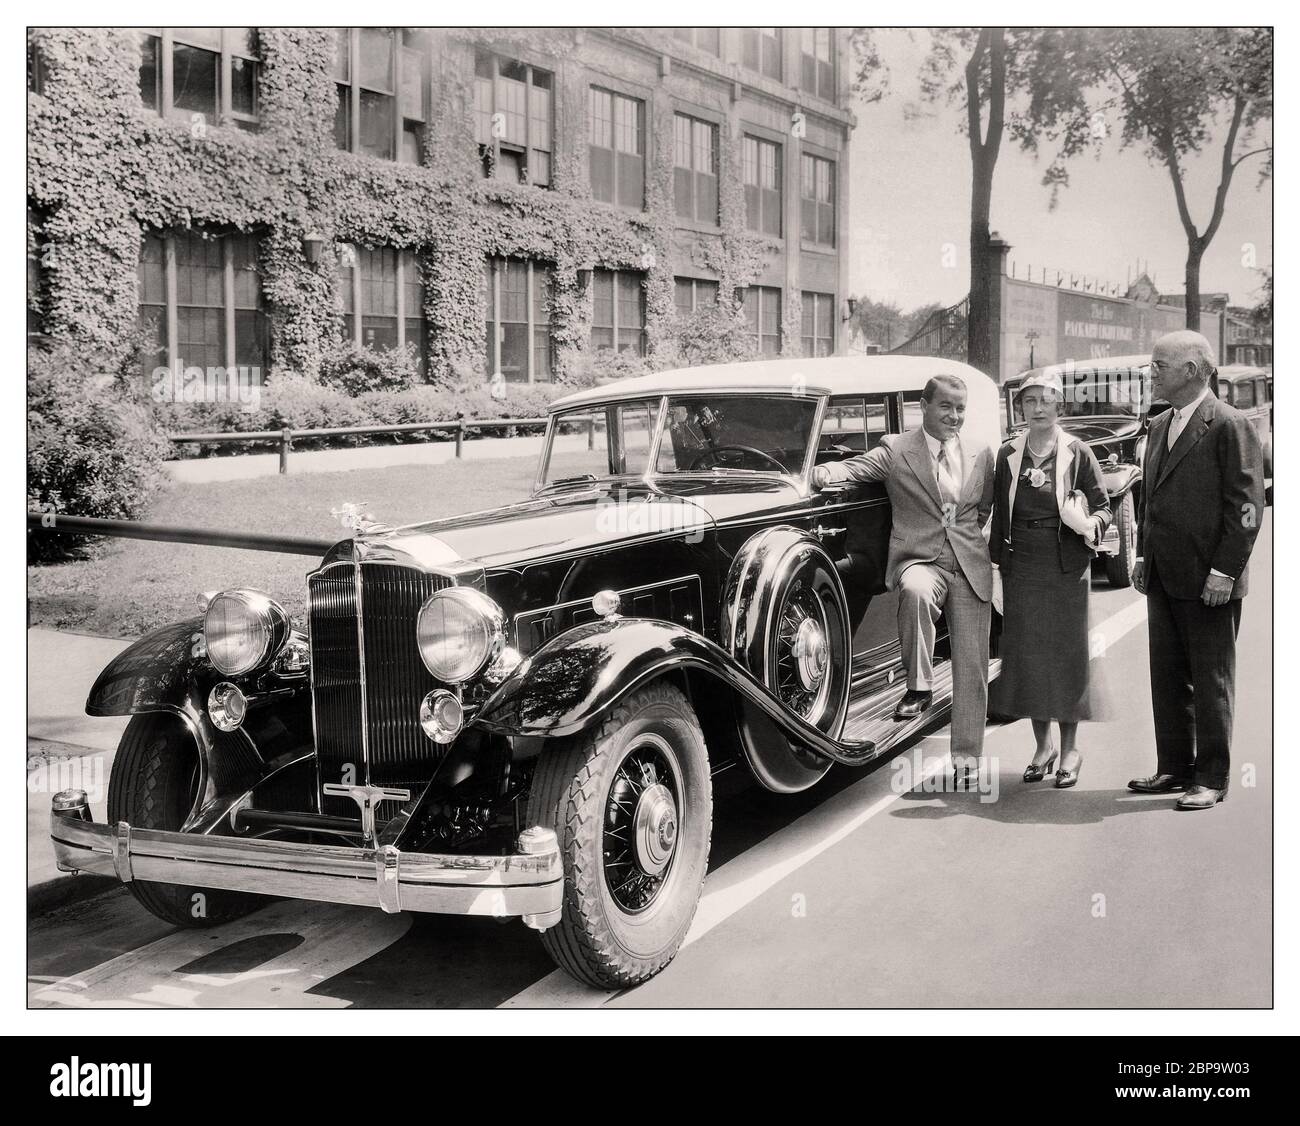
687 444 787 472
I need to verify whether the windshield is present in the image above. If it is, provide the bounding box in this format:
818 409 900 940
539 394 818 487
1008 365 1153 425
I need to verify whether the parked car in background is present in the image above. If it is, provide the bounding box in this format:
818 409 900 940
1002 355 1164 588
52 356 1004 991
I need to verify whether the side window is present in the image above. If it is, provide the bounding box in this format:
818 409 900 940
614 400 660 474
1233 380 1255 408
901 391 925 433
817 397 888 462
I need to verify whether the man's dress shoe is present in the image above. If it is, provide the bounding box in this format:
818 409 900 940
1127 773 1192 794
894 689 933 721
1176 785 1228 810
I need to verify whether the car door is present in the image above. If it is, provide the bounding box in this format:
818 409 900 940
810 394 909 670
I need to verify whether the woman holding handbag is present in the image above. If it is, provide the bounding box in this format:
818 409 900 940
989 370 1114 787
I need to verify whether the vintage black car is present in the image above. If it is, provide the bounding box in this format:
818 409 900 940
1002 354 1164 588
51 356 1003 990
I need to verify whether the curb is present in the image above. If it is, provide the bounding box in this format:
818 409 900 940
28 873 119 917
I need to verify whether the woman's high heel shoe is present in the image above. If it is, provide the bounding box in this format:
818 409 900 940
1022 747 1058 783
1055 753 1083 789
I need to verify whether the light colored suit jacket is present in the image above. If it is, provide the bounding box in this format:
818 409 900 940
822 426 996 601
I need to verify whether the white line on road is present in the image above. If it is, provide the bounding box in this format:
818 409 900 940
501 591 1150 1007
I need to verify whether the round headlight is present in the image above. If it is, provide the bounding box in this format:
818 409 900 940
204 590 289 676
416 588 504 683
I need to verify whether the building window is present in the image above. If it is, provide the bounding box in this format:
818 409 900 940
592 269 646 356
341 246 429 378
801 28 836 102
589 87 644 210
743 135 783 237
801 292 835 356
334 29 428 162
742 286 782 355
674 277 720 317
27 33 46 94
484 258 554 382
674 113 719 225
474 52 553 187
671 29 721 56
137 229 268 379
801 154 836 247
742 28 782 80
136 29 260 130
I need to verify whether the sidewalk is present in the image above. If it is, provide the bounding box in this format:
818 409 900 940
28 628 131 911
167 429 566 483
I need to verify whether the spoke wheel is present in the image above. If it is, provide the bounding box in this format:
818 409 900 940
527 682 712 990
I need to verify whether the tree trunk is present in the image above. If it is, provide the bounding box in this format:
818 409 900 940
1184 240 1204 330
968 171 994 372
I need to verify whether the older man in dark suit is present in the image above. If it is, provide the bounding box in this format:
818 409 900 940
1130 330 1265 810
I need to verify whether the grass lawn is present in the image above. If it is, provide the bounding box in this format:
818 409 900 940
28 451 593 639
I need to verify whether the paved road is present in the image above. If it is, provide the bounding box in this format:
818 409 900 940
28 520 1271 1008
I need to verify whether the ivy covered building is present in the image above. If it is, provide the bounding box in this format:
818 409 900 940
27 27 856 387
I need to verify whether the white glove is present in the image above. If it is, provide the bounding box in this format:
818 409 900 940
991 568 1004 615
1059 489 1096 538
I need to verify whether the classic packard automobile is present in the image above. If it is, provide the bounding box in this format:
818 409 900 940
51 356 1002 990
1002 354 1163 588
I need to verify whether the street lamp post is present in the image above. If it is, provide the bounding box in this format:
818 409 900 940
1025 329 1039 369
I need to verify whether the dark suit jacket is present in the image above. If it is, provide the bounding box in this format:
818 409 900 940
1138 391 1265 600
989 430 1113 574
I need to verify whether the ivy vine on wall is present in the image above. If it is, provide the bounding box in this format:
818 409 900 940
28 26 804 389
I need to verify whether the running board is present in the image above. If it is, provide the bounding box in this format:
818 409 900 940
839 658 1002 758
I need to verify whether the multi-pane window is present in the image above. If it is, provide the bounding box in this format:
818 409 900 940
484 258 554 382
674 277 719 317
671 29 721 55
743 135 783 237
27 33 46 94
742 286 782 355
592 269 646 356
742 28 782 80
474 53 553 187
137 229 268 379
673 113 719 225
589 87 644 210
340 246 429 377
800 154 836 247
137 28 260 130
801 28 836 101
801 292 835 356
335 28 428 163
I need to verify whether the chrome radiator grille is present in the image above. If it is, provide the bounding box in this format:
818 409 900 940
307 563 451 816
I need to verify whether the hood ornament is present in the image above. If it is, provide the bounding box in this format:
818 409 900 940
331 502 393 537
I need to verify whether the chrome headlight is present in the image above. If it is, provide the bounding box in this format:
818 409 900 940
416 588 504 683
203 589 290 676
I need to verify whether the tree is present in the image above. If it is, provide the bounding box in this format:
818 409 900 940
1251 267 1272 329
1122 29 1272 329
1018 28 1272 331
846 296 903 351
904 30 1101 374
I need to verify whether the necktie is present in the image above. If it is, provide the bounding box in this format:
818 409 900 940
936 441 960 505
1167 407 1186 450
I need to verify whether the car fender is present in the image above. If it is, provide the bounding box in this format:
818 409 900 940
86 617 220 750
1101 462 1141 499
474 617 875 768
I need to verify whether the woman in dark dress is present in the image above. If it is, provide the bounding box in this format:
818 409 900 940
989 371 1113 787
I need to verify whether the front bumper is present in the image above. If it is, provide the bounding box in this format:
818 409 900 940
49 792 563 929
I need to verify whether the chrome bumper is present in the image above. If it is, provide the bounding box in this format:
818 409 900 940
1097 523 1120 556
49 791 563 930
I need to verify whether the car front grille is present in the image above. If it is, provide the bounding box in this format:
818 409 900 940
307 562 451 817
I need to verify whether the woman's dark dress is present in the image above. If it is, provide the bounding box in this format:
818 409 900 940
990 449 1112 722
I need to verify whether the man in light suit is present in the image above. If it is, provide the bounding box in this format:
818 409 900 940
813 373 997 784
1130 330 1264 810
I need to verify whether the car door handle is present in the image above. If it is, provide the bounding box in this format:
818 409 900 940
813 525 846 539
